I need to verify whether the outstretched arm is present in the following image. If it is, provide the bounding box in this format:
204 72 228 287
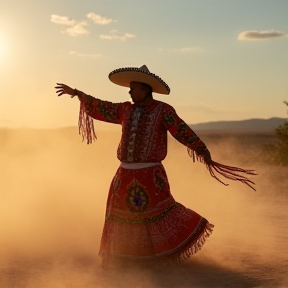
162 105 211 162
55 83 124 123
162 105 256 190
55 83 126 143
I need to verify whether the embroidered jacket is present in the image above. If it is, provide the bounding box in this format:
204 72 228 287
78 95 208 163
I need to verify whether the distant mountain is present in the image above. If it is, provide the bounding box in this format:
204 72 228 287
0 118 287 133
189 117 287 132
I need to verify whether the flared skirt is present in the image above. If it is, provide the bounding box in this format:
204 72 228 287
99 164 213 268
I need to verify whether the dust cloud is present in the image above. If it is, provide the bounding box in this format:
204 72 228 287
0 128 287 288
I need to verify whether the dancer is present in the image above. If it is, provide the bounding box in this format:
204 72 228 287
55 65 255 268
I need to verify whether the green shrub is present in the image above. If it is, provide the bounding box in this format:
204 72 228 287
274 101 288 165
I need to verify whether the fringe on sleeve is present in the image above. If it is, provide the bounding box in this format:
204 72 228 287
78 101 97 144
188 148 257 191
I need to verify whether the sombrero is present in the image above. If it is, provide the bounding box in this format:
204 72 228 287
108 65 170 95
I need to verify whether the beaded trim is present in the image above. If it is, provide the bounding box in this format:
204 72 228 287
109 67 170 94
106 203 177 224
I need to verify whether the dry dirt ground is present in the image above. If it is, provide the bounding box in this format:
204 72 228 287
0 128 287 288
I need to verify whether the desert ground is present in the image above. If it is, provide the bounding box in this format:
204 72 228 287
0 127 287 288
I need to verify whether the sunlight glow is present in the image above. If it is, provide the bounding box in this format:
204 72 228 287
0 34 6 57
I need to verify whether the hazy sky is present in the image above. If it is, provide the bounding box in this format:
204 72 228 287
0 0 287 128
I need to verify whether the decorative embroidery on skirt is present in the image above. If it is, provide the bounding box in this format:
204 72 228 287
153 166 169 193
106 203 177 223
126 179 149 213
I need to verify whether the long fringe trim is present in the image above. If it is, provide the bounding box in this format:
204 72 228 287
78 101 97 144
100 222 214 269
157 222 214 268
188 148 257 191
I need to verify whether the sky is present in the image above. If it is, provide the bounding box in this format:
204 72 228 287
0 0 288 128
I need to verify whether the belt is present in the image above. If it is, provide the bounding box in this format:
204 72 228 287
120 162 161 170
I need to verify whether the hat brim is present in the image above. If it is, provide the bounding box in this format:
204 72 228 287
109 70 170 95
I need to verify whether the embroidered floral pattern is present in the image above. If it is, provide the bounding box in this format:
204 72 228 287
80 94 122 124
107 203 177 223
98 101 120 123
79 96 208 160
118 101 166 162
154 166 168 191
162 112 176 126
162 106 208 156
126 107 143 162
78 95 214 267
126 179 149 213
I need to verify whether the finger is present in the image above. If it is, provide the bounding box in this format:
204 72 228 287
56 83 68 88
56 89 64 94
57 92 64 96
55 86 63 89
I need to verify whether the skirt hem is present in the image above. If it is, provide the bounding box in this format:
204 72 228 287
100 222 214 269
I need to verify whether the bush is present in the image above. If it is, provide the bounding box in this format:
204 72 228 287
274 101 288 165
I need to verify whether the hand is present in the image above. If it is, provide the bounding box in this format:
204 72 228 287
202 149 212 163
55 83 75 97
197 147 212 163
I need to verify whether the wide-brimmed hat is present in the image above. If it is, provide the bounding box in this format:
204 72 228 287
108 65 170 95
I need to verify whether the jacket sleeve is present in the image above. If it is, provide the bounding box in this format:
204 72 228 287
162 105 210 160
78 93 127 124
162 105 256 191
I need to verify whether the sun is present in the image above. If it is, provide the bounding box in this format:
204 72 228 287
0 34 6 57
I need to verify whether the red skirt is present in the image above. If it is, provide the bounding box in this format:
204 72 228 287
99 164 213 268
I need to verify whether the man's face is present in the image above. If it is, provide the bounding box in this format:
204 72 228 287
129 82 147 104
